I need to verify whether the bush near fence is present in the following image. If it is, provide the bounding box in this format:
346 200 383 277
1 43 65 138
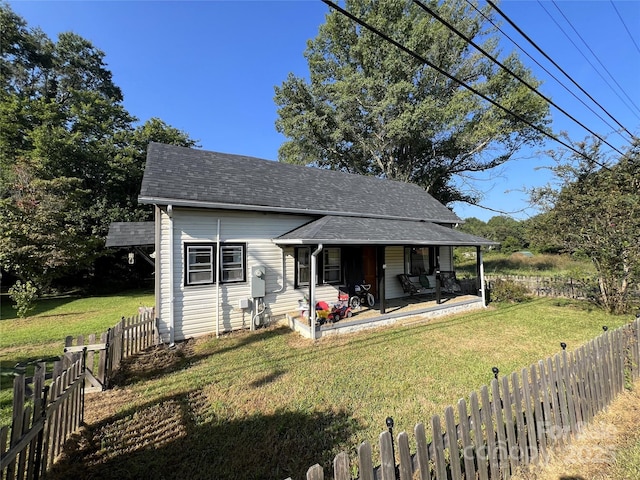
0 309 157 480
288 317 640 480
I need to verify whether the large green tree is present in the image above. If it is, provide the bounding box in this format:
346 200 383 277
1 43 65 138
529 139 640 314
0 3 197 291
274 0 550 205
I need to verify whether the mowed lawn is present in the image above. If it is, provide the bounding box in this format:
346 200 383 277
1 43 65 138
0 290 155 425
39 297 632 480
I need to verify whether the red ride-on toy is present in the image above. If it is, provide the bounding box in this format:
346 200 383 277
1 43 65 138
328 291 353 322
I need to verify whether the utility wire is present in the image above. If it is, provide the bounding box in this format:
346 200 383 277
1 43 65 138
413 0 627 156
463 0 635 144
320 0 610 169
535 0 640 120
610 0 640 56
551 0 640 117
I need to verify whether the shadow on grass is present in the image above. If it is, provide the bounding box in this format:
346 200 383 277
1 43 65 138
49 390 362 480
109 326 292 389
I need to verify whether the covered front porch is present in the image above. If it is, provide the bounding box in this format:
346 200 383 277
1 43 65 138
274 215 497 340
286 293 484 339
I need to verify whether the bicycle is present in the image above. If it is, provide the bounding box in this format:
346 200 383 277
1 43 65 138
350 282 375 309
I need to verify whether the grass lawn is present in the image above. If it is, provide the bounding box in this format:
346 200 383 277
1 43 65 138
0 290 154 425
43 297 632 480
455 251 596 278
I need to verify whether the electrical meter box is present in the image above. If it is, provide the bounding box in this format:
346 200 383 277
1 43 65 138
251 266 266 298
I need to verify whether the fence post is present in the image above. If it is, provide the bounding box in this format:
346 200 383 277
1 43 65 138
33 385 49 480
103 328 112 390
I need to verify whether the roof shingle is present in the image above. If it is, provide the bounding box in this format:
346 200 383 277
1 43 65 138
139 143 461 224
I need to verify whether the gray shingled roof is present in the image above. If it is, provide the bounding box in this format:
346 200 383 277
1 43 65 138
139 143 461 224
105 222 154 247
274 216 498 246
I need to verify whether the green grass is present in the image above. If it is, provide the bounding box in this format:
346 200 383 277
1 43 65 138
47 297 631 480
0 290 154 425
455 251 596 278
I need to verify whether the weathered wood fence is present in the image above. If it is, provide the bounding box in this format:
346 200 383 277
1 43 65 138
0 309 158 479
63 310 158 392
288 316 640 480
485 275 597 300
0 354 84 480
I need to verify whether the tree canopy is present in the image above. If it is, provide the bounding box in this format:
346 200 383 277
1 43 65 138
274 0 550 205
528 138 640 314
0 3 197 291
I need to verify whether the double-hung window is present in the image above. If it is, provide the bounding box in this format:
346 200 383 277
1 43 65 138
295 246 342 287
323 248 341 284
185 242 246 286
221 244 245 283
296 247 311 287
186 244 215 285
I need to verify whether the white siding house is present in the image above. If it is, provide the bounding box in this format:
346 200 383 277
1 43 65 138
132 143 497 343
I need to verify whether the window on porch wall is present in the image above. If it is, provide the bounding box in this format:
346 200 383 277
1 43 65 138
296 247 311 286
323 247 341 284
404 246 435 276
295 246 342 287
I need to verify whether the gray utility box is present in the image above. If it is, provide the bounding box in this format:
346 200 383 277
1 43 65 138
251 266 266 298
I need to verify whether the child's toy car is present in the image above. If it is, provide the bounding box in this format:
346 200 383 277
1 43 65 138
328 291 352 322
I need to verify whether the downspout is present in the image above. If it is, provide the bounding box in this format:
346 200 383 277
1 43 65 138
167 205 175 346
154 205 161 342
479 248 487 307
216 218 221 338
309 244 323 341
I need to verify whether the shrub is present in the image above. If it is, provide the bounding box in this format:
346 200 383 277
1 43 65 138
8 280 38 317
489 278 530 303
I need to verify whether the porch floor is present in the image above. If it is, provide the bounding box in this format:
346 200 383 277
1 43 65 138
286 293 485 339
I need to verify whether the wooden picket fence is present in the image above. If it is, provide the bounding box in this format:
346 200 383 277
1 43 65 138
63 309 158 392
0 354 84 480
0 309 158 479
289 317 640 480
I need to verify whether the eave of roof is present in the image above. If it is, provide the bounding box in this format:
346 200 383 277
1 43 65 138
273 216 498 247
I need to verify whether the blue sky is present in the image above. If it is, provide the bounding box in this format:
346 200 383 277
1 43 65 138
8 0 640 222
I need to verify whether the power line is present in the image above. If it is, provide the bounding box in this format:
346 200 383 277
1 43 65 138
538 0 640 120
462 0 635 145
610 0 640 57
550 0 640 117
320 0 610 170
413 0 628 157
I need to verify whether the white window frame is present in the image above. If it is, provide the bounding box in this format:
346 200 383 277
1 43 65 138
296 247 311 287
185 242 246 286
323 247 341 284
185 244 214 285
220 244 245 283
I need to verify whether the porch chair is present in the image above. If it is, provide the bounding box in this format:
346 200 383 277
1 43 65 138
397 274 422 296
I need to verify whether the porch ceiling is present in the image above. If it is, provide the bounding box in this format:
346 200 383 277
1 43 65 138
273 215 498 246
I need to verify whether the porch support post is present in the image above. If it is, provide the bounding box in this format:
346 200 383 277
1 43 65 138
435 247 441 305
475 246 482 292
310 244 323 340
479 248 487 307
377 246 386 314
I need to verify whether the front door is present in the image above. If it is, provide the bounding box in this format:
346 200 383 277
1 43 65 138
362 246 377 298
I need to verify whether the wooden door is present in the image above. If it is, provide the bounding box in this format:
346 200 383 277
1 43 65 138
362 246 377 298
